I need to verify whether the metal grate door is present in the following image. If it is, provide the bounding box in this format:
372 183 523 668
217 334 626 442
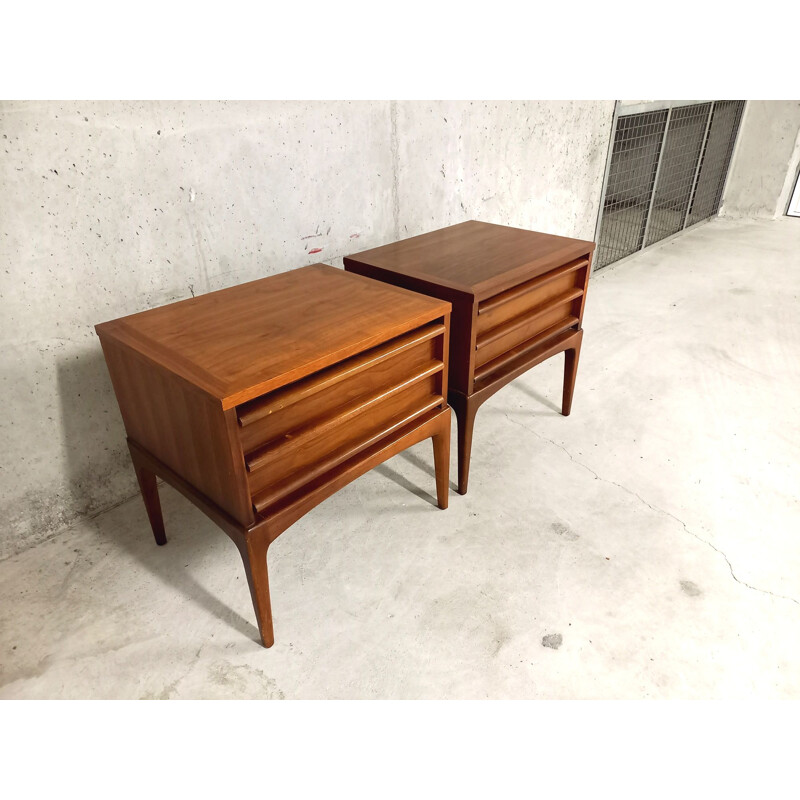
595 100 745 270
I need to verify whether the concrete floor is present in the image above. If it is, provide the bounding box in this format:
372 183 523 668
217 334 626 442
2 216 799 699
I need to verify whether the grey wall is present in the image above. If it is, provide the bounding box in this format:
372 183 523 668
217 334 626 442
395 102 612 241
0 100 614 558
721 100 800 219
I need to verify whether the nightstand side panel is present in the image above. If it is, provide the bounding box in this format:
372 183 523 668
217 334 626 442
98 335 254 528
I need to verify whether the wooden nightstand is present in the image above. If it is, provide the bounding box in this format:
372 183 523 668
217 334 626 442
344 221 594 495
95 264 451 647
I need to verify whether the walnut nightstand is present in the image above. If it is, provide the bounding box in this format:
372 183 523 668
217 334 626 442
96 264 451 647
344 221 594 494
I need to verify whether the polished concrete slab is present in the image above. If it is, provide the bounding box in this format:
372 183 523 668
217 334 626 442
1 216 798 699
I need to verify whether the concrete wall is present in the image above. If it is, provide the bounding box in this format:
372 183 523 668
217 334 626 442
0 100 614 558
721 100 800 219
395 101 613 241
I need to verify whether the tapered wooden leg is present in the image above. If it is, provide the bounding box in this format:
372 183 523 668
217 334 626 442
431 411 451 510
457 406 475 496
238 536 274 648
132 460 167 546
451 393 477 496
562 332 583 417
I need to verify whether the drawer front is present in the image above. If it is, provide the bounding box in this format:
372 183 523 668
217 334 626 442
475 297 579 368
236 322 447 514
474 256 589 369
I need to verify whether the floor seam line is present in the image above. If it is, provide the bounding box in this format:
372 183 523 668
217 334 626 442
504 413 800 608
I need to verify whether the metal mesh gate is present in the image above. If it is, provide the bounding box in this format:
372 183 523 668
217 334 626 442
595 100 745 270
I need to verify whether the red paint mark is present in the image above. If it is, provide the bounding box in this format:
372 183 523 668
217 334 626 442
308 247 323 254
350 233 360 239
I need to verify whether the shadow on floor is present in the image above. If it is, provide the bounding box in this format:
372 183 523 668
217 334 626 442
373 462 438 507
373 443 460 503
506 381 563 415
55 345 260 643
90 490 261 642
399 446 460 493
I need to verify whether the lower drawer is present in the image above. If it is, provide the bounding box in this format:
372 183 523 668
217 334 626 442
245 373 442 508
475 295 579 368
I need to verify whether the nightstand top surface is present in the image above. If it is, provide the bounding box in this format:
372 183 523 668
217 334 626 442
96 264 450 407
344 220 595 297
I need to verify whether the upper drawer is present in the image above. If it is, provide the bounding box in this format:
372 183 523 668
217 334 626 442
476 255 590 336
237 321 444 452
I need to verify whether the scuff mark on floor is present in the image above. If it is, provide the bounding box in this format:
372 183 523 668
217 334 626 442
680 580 703 597
542 633 562 650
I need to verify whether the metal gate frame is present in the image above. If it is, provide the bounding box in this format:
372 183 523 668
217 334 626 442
593 100 747 271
